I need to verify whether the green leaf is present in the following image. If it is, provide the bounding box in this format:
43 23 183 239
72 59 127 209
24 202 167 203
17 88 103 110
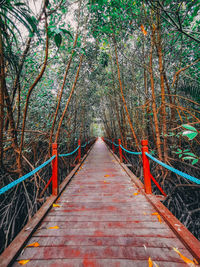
183 152 196 157
182 131 198 140
192 159 198 165
182 124 198 132
14 3 26 6
182 156 195 160
54 33 62 47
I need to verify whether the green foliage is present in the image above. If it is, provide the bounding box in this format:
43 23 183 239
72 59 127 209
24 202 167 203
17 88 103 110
48 25 73 48
173 148 199 165
181 124 198 140
0 0 38 40
88 0 138 40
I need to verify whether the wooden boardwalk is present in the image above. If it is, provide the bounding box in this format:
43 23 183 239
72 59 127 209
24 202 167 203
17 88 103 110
13 139 198 266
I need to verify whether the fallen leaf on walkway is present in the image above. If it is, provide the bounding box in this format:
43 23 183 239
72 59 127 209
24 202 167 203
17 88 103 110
48 226 59 229
152 212 162 223
53 204 60 207
18 260 30 265
148 257 153 267
173 247 195 265
104 175 110 177
148 257 159 267
26 242 40 247
133 190 140 195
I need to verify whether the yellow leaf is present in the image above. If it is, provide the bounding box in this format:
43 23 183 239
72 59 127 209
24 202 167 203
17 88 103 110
18 260 30 265
148 257 153 267
104 175 110 177
53 204 60 208
48 226 59 229
152 212 162 223
26 242 40 247
133 190 140 195
173 248 195 265
193 259 198 265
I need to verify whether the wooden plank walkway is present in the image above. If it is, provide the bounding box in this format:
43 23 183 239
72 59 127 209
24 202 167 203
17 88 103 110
13 139 197 266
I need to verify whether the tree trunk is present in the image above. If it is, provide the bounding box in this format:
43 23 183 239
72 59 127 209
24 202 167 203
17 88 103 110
54 54 84 143
112 33 140 151
149 33 163 161
156 11 168 161
0 25 4 167
19 10 49 168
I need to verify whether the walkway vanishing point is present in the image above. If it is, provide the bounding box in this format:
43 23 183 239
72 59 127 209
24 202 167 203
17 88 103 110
1 138 200 266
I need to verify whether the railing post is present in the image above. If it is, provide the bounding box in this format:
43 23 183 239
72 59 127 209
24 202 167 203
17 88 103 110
78 139 81 163
52 143 58 196
112 138 115 153
141 140 152 194
118 139 122 163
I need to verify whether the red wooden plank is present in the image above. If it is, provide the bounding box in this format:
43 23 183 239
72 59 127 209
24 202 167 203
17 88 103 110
39 221 166 229
32 228 176 238
16 246 192 262
27 236 185 248
43 214 160 222
12 259 188 267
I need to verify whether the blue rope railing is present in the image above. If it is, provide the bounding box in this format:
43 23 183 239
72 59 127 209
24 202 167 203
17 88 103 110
0 156 56 195
145 153 200 185
113 142 119 147
59 145 80 157
104 137 200 185
81 143 87 148
104 138 119 147
0 139 96 195
120 144 142 155
104 138 112 144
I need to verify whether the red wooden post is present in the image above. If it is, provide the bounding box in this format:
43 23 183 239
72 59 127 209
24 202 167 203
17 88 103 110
141 140 152 194
118 139 122 163
78 139 81 163
112 138 115 153
52 143 58 196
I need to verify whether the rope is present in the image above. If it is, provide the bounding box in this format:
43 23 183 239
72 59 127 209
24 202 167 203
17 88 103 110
104 138 112 144
59 145 80 157
120 145 142 155
81 143 87 148
0 156 56 195
145 152 200 185
113 142 119 147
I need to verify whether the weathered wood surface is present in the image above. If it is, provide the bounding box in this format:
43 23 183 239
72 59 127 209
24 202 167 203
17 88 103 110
12 139 198 266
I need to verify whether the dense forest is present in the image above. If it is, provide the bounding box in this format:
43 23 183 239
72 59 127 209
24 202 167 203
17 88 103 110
0 0 199 253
